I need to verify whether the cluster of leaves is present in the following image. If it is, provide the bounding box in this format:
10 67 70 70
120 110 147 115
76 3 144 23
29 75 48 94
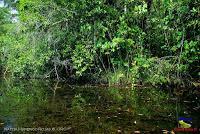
131 56 184 86
0 0 199 85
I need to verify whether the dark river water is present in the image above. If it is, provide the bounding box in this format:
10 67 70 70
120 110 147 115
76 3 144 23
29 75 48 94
0 79 199 133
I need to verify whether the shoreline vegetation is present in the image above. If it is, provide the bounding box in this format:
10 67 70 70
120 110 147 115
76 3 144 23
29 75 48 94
0 0 199 88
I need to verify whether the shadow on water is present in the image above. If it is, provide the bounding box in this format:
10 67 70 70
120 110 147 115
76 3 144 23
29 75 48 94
0 79 199 133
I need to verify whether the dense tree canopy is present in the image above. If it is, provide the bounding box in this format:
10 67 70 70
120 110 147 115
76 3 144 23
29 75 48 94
0 0 199 85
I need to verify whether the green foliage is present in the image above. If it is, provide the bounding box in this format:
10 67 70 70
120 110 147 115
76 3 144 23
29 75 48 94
0 7 11 35
106 68 127 86
1 30 53 77
72 44 95 76
130 56 186 86
0 0 199 84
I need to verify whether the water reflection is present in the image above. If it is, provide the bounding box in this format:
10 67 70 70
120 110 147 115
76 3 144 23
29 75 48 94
0 79 199 133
